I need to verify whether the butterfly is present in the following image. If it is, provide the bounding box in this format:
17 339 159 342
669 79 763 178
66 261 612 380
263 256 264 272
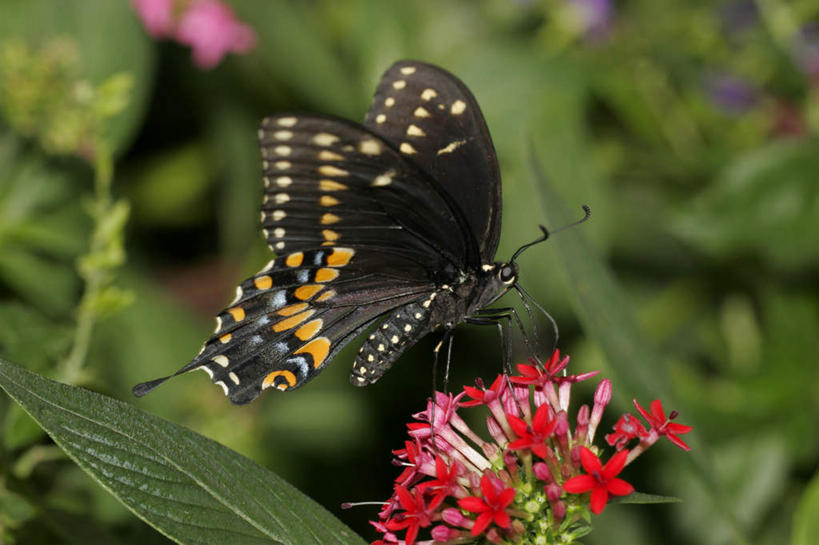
133 60 586 405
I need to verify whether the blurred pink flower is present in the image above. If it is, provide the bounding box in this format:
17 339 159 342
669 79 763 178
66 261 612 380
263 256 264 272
131 0 175 38
176 0 257 69
131 0 257 69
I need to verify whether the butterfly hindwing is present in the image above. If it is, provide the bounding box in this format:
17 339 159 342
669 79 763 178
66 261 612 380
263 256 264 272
185 247 435 404
364 61 502 264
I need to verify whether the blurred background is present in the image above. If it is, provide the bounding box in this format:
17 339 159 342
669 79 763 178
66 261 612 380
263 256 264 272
0 0 817 543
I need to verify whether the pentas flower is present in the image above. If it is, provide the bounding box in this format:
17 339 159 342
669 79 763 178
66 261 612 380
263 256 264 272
367 350 692 544
131 0 256 69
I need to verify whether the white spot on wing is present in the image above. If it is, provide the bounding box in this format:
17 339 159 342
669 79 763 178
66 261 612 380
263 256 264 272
413 107 430 118
274 130 293 140
272 210 286 221
313 133 339 146
274 193 290 204
274 146 291 156
400 142 417 155
393 80 406 90
229 372 240 384
230 286 243 305
385 97 395 107
375 114 386 124
437 139 467 155
421 88 437 101
215 380 229 395
277 117 297 127
212 355 229 367
406 124 425 137
451 100 467 115
276 176 292 187
200 366 214 378
400 66 416 75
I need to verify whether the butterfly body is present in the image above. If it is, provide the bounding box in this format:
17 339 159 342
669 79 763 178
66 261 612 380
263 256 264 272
133 60 528 405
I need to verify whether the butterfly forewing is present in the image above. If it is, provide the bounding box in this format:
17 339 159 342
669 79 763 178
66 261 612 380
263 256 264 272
364 61 502 264
258 115 472 269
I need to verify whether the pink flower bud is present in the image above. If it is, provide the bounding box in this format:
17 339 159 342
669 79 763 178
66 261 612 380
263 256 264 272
442 507 468 526
431 524 460 542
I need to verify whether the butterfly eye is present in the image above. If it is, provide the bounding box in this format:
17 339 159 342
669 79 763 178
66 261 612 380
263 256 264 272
499 266 515 284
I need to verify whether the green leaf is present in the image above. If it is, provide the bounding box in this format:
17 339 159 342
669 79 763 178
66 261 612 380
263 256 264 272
0 359 366 545
613 492 681 505
793 471 819 545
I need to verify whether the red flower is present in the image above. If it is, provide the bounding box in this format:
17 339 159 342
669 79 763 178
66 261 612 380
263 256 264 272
563 447 634 514
634 399 693 451
457 473 516 536
384 486 434 545
507 403 558 459
462 374 505 407
605 413 648 450
422 456 462 508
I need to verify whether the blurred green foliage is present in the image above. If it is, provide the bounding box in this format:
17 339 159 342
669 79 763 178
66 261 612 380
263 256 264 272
0 0 817 544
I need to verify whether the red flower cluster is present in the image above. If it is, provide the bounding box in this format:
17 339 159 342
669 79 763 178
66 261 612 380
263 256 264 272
368 350 692 544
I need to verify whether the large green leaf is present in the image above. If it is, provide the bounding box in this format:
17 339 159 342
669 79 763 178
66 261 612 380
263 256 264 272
0 359 366 545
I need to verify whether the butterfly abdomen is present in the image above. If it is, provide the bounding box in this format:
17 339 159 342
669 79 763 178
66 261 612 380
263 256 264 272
350 295 440 386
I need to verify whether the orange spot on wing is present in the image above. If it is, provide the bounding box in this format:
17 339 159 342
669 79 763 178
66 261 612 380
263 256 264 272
319 179 348 191
322 229 340 242
219 333 232 343
227 307 246 321
272 310 314 332
254 276 273 290
278 303 308 316
295 284 323 300
327 248 355 266
315 268 339 282
295 319 323 341
320 195 340 207
295 337 331 368
286 252 304 267
263 370 297 391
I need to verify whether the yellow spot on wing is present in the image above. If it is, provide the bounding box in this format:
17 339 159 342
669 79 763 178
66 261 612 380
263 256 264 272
319 150 344 161
414 107 430 117
313 133 339 146
315 289 336 302
219 333 232 343
318 165 349 177
451 100 467 114
273 309 314 332
320 195 340 206
321 213 340 225
295 284 324 300
295 319 323 340
263 370 297 390
254 276 273 290
278 303 308 316
407 124 426 137
359 139 382 155
393 80 407 89
322 229 340 242
327 247 355 266
315 268 339 282
400 142 417 155
286 252 304 267
319 179 349 191
228 307 246 321
385 97 395 107
296 337 331 368
376 114 386 124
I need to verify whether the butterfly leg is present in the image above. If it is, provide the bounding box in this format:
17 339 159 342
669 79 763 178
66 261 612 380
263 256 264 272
470 306 541 367
466 316 512 375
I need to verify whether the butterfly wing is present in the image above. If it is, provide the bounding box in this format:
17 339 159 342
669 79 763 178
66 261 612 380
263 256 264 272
134 113 479 404
364 61 502 264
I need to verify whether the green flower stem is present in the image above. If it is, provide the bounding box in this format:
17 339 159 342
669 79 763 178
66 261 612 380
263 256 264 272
59 142 114 385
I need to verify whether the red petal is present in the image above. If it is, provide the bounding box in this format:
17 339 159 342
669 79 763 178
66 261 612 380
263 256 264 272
532 403 552 431
607 477 634 496
463 386 483 400
633 399 651 422
506 413 529 436
458 496 489 513
497 487 516 507
579 446 603 474
589 486 609 514
649 399 666 421
480 474 497 501
508 438 533 450
601 449 628 479
435 456 447 479
395 486 415 510
471 512 492 536
531 442 548 459
563 474 595 493
666 433 691 451
493 509 511 528
405 522 419 545
516 363 540 377
666 422 693 434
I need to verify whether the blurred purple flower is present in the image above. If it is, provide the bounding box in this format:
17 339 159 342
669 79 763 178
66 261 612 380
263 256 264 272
176 0 257 69
793 24 819 77
706 74 758 114
571 0 613 40
131 0 256 69
131 0 175 38
719 1 758 34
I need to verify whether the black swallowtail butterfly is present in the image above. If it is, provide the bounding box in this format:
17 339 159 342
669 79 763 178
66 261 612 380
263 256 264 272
134 60 586 405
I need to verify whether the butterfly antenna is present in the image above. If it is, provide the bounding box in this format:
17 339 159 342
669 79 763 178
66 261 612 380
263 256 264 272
511 205 591 263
